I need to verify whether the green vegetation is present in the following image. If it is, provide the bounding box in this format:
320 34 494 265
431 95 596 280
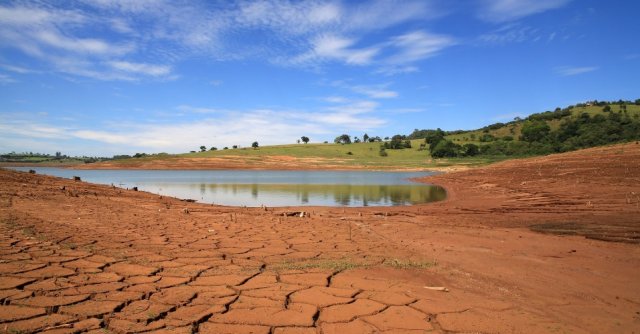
0 151 105 164
417 100 640 158
271 257 437 272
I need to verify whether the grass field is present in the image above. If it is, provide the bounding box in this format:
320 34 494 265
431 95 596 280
173 139 506 170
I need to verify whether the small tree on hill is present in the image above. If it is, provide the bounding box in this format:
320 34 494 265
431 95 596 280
200 145 207 152
251 141 259 149
301 136 309 144
334 134 351 144
520 120 550 142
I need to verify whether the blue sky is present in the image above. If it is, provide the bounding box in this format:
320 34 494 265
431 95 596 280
1 0 639 156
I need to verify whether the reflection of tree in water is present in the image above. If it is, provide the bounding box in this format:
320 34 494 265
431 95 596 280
333 185 352 206
300 188 309 204
201 183 446 206
200 183 206 195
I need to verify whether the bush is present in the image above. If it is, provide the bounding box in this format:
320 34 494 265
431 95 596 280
461 143 479 157
431 140 460 158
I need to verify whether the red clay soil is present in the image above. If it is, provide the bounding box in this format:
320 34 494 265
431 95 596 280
0 143 639 333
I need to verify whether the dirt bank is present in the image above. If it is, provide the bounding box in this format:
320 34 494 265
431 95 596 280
0 143 639 333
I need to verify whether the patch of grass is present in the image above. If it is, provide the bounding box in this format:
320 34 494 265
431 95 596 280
60 242 77 250
271 257 438 272
271 258 371 272
383 258 438 269
21 227 35 237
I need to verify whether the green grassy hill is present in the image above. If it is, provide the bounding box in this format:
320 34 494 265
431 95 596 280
173 140 497 170
445 103 640 146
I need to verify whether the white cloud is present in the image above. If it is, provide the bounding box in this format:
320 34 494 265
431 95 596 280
385 30 455 63
351 85 398 99
345 0 440 31
293 34 380 66
375 65 419 76
329 81 398 99
555 66 598 76
108 61 171 77
237 0 342 34
322 96 350 103
478 24 538 44
0 73 16 84
0 1 452 78
176 105 223 114
478 0 572 22
0 63 36 74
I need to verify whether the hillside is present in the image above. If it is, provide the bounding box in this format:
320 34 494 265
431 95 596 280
72 100 640 170
444 102 640 146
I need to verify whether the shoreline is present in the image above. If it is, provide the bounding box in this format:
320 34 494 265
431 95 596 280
1 142 638 333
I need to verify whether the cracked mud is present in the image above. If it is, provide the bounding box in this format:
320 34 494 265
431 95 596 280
1 143 639 333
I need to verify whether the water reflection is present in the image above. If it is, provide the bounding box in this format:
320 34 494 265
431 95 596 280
5 167 446 207
154 183 446 207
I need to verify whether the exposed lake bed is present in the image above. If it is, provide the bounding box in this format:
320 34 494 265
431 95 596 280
1 143 639 333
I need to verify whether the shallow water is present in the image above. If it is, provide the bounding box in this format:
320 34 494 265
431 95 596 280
7 168 445 207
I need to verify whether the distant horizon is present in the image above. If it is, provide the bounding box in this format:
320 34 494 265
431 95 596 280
1 0 639 156
1 98 637 158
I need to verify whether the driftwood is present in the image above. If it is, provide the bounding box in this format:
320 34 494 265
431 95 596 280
282 211 309 218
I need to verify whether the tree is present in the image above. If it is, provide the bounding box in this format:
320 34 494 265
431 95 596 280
384 135 411 149
461 143 479 157
603 105 612 112
251 141 259 149
520 120 550 142
431 140 460 158
334 134 351 144
209 147 218 151
363 133 369 143
232 145 238 149
424 128 446 151
301 136 309 144
379 145 388 157
200 146 207 152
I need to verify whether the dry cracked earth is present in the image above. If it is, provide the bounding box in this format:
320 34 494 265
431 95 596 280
1 143 640 333
0 169 472 334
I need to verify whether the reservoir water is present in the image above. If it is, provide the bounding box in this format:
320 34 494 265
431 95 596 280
7 168 446 207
